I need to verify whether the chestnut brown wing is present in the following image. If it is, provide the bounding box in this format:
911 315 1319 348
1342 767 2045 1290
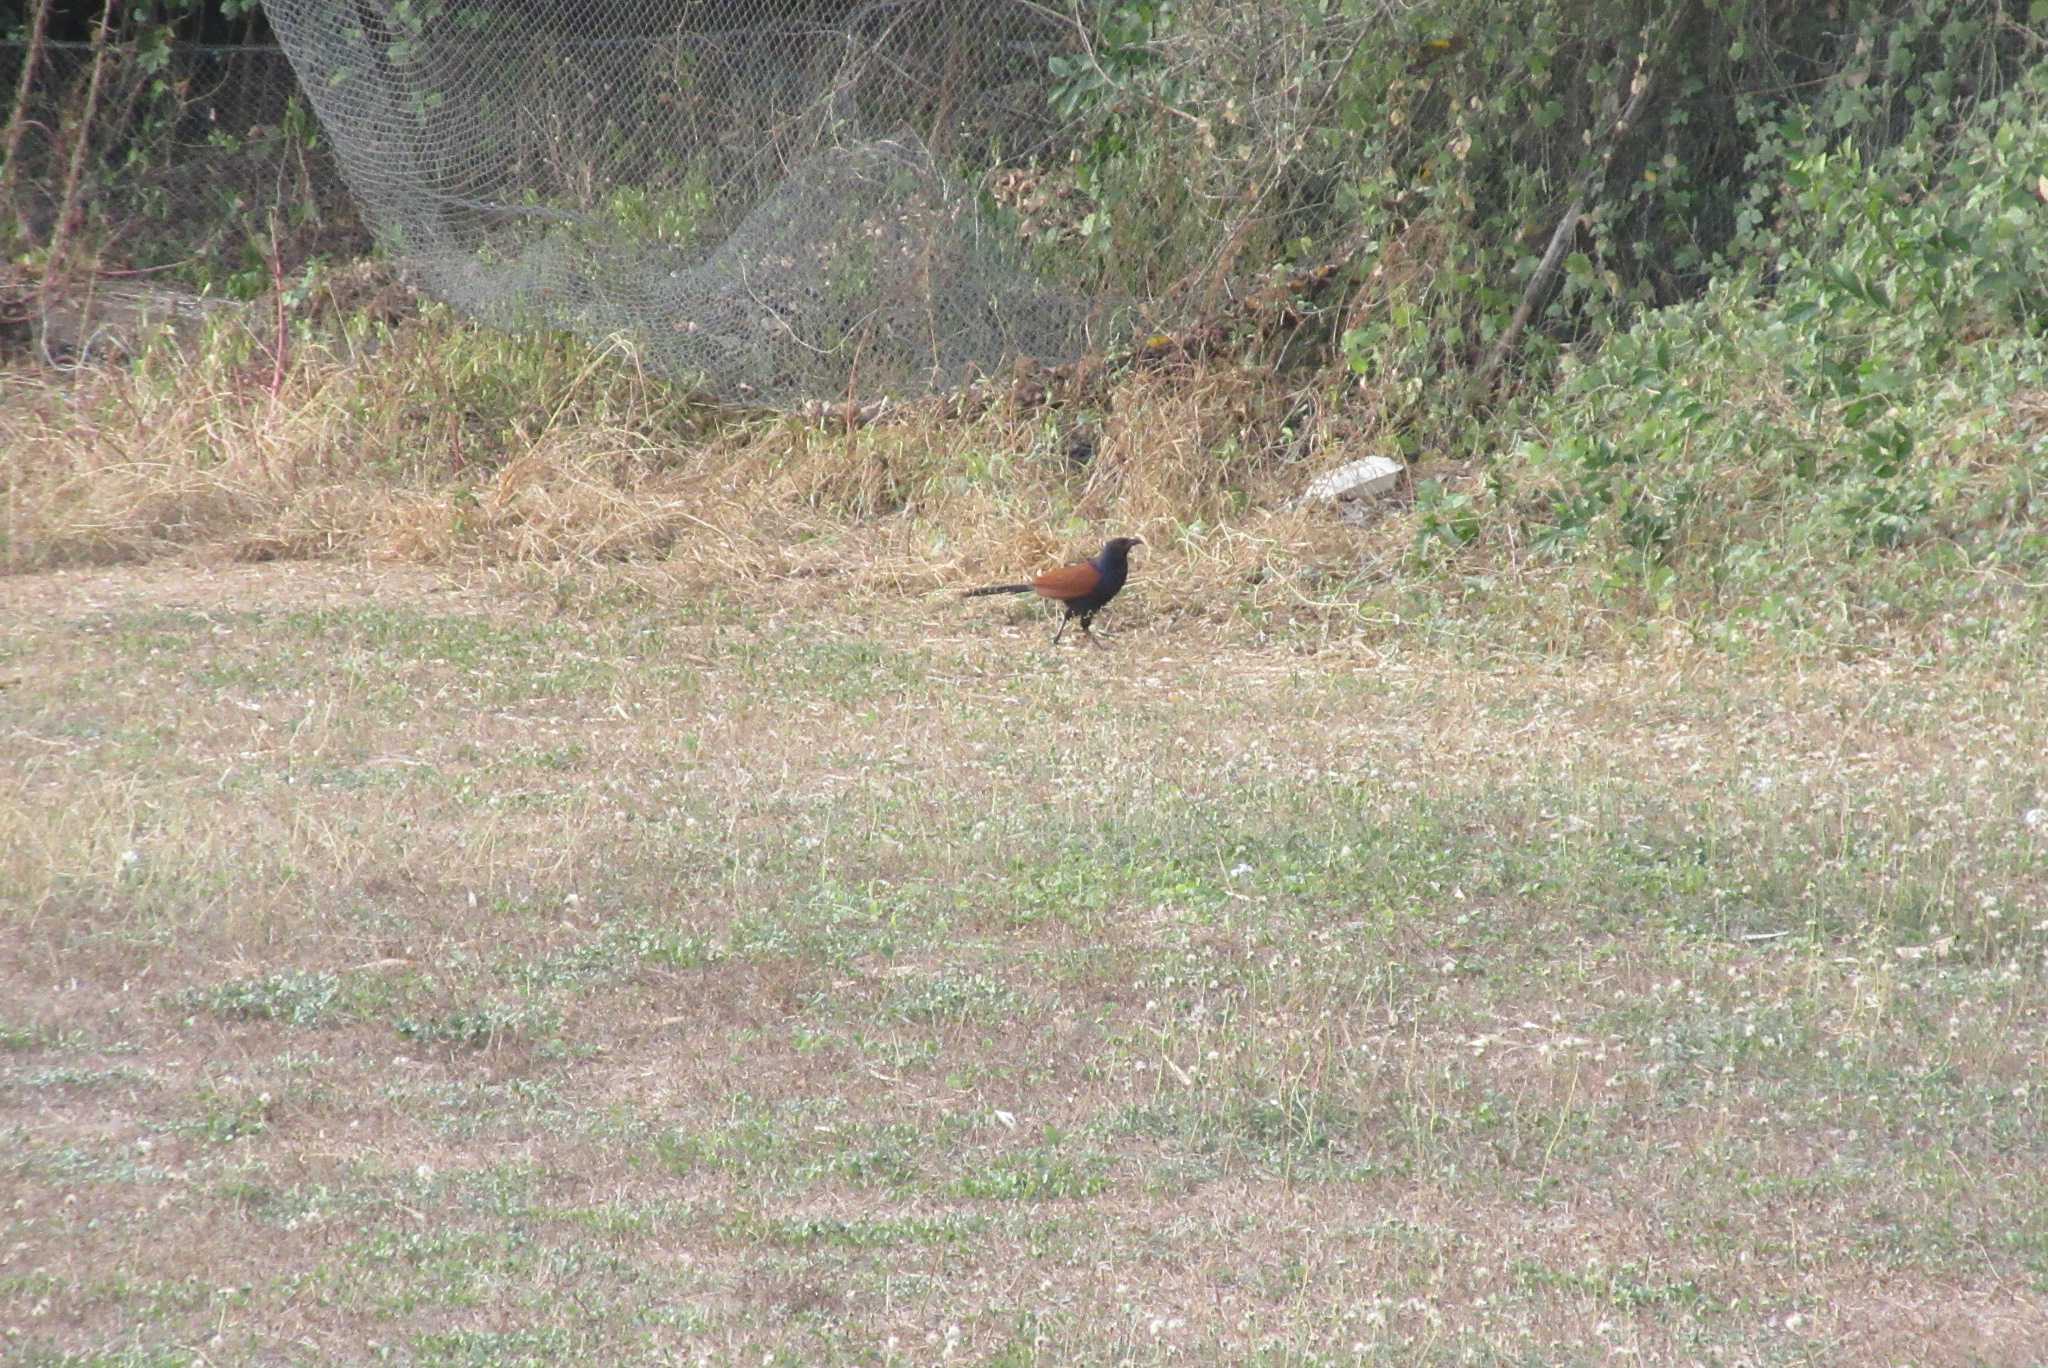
1030 562 1101 603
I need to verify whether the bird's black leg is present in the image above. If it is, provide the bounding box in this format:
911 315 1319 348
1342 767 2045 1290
1052 612 1070 646
1080 613 1102 647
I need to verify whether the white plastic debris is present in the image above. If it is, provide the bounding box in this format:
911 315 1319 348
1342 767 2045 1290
1299 455 1404 506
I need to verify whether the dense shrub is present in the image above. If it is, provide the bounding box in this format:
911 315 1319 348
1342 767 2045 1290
1504 60 2047 579
1052 0 2041 391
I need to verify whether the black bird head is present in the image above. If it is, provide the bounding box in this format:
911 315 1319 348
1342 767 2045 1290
1100 536 1144 561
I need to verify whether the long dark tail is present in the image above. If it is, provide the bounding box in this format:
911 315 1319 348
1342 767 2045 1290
962 583 1033 598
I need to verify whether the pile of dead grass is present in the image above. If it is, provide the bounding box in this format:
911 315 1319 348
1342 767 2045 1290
0 301 1402 618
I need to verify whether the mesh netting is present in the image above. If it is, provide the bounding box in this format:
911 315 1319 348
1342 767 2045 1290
261 0 1104 403
0 40 367 279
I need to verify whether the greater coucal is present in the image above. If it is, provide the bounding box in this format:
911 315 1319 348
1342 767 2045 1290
963 536 1143 645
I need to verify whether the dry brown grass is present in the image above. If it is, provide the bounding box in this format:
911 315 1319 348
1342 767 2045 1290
2 559 2045 1363
2 307 1401 634
15 285 2037 684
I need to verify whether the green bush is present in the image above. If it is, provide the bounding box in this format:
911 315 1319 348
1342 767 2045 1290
1051 0 2040 404
1507 62 2047 572
1419 55 2044 660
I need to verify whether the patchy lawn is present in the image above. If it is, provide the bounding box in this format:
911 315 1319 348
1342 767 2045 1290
3 562 2045 1364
